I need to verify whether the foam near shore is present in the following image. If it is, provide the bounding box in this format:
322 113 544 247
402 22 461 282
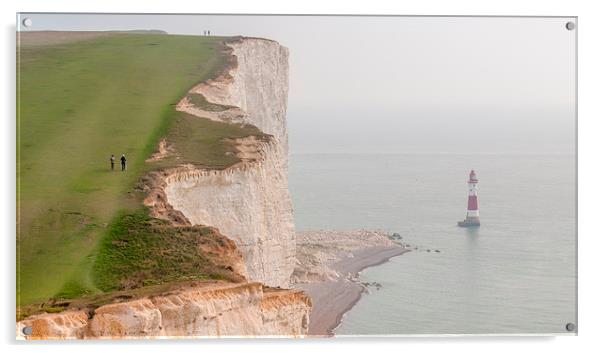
292 230 410 336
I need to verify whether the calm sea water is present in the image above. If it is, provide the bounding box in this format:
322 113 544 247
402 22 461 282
288 153 576 335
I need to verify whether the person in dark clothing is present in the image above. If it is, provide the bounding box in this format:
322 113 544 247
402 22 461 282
110 154 115 170
120 154 127 171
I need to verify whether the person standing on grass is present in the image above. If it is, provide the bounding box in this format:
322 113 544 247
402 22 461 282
110 154 115 171
120 154 127 171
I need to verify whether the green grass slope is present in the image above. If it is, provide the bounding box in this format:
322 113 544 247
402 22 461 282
92 209 243 293
152 112 268 169
17 32 234 306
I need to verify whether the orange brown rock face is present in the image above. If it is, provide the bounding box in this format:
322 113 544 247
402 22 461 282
18 282 311 339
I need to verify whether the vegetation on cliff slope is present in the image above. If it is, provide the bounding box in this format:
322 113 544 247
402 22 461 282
90 208 244 293
17 32 260 307
152 112 268 169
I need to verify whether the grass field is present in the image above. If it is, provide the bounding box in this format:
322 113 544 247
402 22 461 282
17 32 251 306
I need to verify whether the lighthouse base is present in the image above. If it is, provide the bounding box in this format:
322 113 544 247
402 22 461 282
457 217 480 227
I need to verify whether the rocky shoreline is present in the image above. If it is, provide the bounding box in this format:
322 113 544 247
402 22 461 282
292 230 410 336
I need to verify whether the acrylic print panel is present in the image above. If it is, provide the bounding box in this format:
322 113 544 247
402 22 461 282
16 13 577 339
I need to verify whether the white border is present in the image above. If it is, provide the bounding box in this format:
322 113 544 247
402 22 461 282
3 0 601 352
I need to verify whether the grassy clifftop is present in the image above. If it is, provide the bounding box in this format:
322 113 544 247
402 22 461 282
17 32 260 308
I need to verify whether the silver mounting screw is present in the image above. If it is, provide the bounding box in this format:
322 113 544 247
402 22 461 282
565 22 575 31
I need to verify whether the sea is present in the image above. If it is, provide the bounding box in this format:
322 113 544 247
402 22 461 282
288 153 576 335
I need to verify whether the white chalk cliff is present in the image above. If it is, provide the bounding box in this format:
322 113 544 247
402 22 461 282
18 37 310 339
164 38 295 288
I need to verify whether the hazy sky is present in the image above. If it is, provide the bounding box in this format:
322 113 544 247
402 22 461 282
19 14 576 154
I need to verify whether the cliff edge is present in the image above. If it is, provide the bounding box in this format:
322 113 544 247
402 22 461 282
18 37 309 339
146 38 295 288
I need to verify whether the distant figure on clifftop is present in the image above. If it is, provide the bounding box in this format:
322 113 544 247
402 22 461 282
120 154 127 171
110 154 115 171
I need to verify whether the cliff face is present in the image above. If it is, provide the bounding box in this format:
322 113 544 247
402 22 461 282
179 39 289 146
17 283 311 339
16 37 308 339
163 38 295 288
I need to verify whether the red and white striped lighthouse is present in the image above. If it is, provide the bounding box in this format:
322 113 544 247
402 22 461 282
458 170 480 227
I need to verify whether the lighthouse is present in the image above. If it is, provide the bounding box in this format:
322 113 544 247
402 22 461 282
457 170 480 227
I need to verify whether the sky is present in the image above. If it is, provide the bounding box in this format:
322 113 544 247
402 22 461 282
18 14 577 154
